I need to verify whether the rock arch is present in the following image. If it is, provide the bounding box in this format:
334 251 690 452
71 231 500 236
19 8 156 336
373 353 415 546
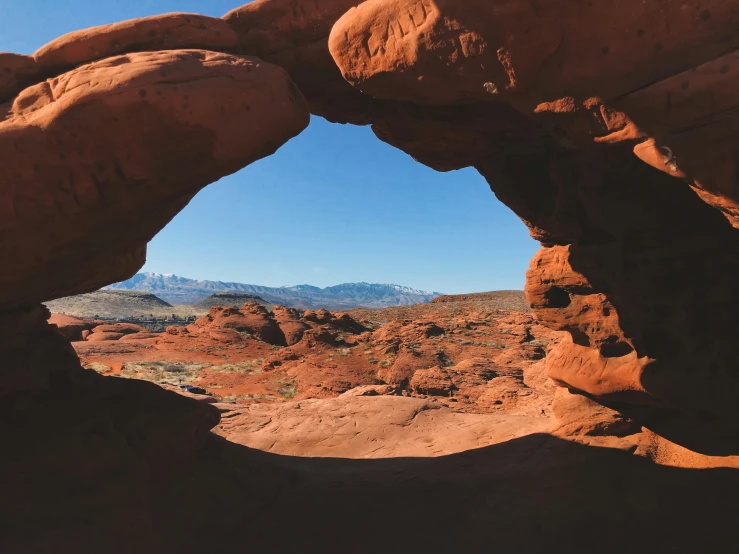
2 0 739 550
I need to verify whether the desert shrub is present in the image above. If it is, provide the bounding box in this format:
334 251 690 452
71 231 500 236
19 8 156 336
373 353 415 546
221 393 280 403
83 362 113 375
120 361 210 384
277 380 298 399
209 359 264 375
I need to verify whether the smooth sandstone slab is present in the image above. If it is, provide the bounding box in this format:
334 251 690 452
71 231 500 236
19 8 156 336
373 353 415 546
0 49 309 311
216 394 554 458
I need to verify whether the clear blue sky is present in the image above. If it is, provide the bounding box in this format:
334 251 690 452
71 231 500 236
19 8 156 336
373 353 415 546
3 0 540 294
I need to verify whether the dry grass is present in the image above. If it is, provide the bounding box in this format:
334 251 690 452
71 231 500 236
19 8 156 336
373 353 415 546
84 362 113 375
220 394 281 403
208 359 264 375
276 380 298 399
120 361 210 384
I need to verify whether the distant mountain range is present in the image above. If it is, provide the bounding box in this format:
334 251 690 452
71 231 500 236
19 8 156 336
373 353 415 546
106 273 443 310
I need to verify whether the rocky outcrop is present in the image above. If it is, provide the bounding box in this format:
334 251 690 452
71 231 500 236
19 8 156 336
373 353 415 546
273 305 311 345
49 313 99 342
223 0 384 123
1 49 308 312
0 19 310 552
186 302 288 346
5 0 724 446
314 0 739 441
0 53 41 104
1 308 220 552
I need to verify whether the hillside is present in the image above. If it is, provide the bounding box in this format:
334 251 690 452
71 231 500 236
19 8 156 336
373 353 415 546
348 290 531 326
431 291 530 311
45 290 179 319
192 293 273 311
106 273 442 309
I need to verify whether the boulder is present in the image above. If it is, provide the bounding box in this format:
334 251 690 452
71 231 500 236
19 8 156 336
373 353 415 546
187 303 287 346
409 366 455 397
49 313 96 342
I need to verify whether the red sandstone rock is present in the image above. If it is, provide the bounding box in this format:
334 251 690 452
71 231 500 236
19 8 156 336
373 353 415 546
0 50 308 311
553 387 640 438
330 0 739 106
119 332 160 341
91 323 145 335
86 332 126 342
4 4 739 551
409 366 455 396
224 0 385 123
340 384 397 397
273 305 311 345
0 53 41 104
187 303 287 346
34 13 239 76
49 313 97 342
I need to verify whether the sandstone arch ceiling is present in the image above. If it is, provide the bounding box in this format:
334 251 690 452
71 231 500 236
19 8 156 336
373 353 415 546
2 0 739 442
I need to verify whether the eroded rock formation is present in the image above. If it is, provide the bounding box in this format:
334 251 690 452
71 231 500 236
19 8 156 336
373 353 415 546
1 49 308 309
3 1 739 551
322 0 739 439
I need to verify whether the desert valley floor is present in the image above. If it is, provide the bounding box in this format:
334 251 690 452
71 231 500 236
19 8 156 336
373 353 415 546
34 292 739 552
50 293 739 465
